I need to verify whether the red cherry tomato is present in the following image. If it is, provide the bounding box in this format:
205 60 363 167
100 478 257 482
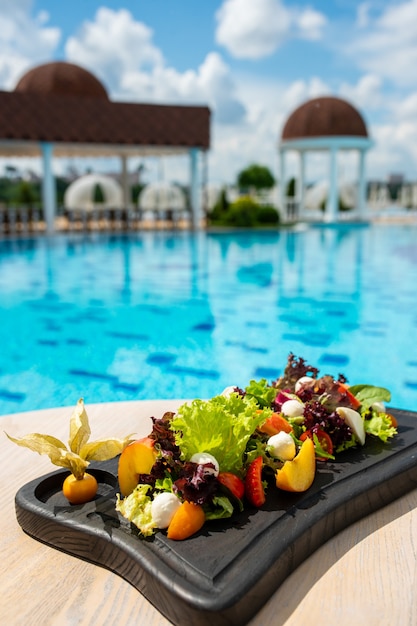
217 472 245 500
245 456 265 507
300 429 333 461
387 413 398 428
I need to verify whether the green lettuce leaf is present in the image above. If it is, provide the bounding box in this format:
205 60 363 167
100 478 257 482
364 412 397 443
171 394 269 475
245 378 278 407
348 384 391 410
203 495 235 520
115 484 156 537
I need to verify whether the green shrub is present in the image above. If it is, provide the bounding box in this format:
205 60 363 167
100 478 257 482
225 200 258 226
208 188 229 221
256 204 280 224
208 196 280 227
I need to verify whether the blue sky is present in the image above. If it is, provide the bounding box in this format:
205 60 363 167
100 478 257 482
1 0 417 188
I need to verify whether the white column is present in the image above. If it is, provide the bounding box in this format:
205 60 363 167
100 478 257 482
189 147 201 229
120 155 130 209
299 150 306 219
41 142 56 234
326 146 338 222
201 149 209 216
279 147 286 221
357 148 366 220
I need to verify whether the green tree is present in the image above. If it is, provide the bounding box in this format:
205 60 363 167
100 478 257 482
131 183 145 204
56 177 69 205
0 176 15 204
14 180 37 206
93 183 105 203
286 177 296 197
207 187 229 221
237 164 275 192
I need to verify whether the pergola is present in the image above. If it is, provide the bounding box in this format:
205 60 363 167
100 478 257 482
0 61 211 232
278 96 373 222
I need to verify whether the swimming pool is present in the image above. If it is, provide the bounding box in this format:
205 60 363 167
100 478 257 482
1 224 417 416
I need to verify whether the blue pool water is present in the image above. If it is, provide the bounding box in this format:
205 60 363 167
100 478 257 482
1 224 417 416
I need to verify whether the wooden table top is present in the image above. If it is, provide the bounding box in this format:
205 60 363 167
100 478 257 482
1 399 417 626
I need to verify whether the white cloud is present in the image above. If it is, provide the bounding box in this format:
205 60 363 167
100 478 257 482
65 7 164 94
270 76 331 118
396 91 417 120
356 2 371 28
367 121 417 179
351 0 417 87
339 73 383 111
215 0 326 59
0 0 60 89
208 74 334 185
121 53 246 124
66 9 247 124
215 0 292 59
196 53 246 123
294 7 327 41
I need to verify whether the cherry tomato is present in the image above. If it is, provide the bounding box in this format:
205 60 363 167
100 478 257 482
62 472 98 504
245 456 265 508
300 429 333 461
217 471 245 500
387 413 398 428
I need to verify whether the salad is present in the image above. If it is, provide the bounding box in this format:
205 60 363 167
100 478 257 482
116 353 397 540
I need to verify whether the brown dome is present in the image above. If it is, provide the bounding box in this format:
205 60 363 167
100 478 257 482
282 96 368 140
14 61 108 100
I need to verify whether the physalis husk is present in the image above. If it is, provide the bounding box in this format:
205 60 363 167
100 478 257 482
5 398 133 480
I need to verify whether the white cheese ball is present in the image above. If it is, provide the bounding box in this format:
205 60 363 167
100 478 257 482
221 385 237 397
151 492 182 529
267 431 296 461
372 401 385 412
336 406 366 446
190 452 220 476
281 399 304 418
295 376 315 392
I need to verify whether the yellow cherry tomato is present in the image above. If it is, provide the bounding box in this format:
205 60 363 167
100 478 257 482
62 472 98 504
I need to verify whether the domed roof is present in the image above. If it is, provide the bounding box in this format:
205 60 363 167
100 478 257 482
14 61 108 100
282 96 368 140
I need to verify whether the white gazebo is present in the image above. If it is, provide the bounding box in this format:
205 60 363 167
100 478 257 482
64 173 123 211
138 182 189 223
139 182 186 212
0 61 211 233
278 96 374 223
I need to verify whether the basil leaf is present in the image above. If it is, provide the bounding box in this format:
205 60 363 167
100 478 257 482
348 384 391 409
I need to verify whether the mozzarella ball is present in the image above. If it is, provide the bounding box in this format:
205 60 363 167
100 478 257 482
190 452 220 476
336 406 366 446
267 431 296 461
151 492 182 528
281 399 304 418
372 401 385 412
295 376 315 392
221 385 237 397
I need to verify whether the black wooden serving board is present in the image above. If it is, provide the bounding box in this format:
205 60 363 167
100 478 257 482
15 408 417 626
